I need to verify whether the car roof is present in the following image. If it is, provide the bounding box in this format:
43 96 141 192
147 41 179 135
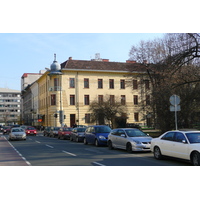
168 130 200 133
112 128 139 130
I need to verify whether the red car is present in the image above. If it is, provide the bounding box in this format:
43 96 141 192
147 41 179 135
25 127 37 136
58 127 73 140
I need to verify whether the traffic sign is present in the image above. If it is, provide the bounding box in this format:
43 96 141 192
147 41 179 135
170 95 180 106
170 105 181 112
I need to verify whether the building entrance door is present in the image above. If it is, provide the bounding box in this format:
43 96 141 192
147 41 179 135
70 114 76 127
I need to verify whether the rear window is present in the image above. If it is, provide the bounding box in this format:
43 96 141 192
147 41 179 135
27 127 36 130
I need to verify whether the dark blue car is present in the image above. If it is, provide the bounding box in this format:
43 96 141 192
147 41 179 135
84 125 112 146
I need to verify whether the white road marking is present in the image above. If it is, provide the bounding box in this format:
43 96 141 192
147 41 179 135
62 150 77 157
92 162 105 166
46 144 54 148
4 137 31 166
35 141 41 143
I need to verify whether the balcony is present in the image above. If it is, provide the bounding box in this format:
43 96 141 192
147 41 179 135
49 86 62 92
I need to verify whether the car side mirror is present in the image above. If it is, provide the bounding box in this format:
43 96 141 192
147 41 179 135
121 134 126 137
182 140 187 144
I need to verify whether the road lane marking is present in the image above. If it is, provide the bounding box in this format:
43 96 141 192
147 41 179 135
35 141 41 143
4 137 31 166
92 162 105 166
62 150 77 157
46 144 54 148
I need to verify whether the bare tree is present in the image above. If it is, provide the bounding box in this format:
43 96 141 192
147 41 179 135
88 95 127 128
128 33 200 132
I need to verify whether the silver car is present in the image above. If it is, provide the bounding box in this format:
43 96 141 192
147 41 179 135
9 128 26 141
107 128 152 152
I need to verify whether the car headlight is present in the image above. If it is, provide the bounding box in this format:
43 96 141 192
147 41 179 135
132 140 141 144
99 135 106 140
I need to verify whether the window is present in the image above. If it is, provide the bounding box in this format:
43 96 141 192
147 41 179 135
133 95 138 105
110 95 115 104
84 78 89 88
84 95 90 105
54 78 60 91
146 95 150 105
109 79 114 89
120 79 125 89
50 94 56 105
134 113 139 122
70 95 75 105
174 132 186 143
161 132 175 141
133 80 138 89
144 80 150 90
85 114 91 123
98 79 103 89
69 78 75 88
98 95 103 104
121 95 126 105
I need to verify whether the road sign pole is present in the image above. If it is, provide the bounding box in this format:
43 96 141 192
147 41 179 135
175 105 178 130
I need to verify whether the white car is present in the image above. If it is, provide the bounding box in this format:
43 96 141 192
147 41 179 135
9 128 26 141
150 130 200 165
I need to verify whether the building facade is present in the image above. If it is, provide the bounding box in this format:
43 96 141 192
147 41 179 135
21 72 44 126
35 57 151 128
0 88 21 125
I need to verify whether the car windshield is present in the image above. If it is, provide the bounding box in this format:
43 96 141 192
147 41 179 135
27 127 35 130
95 126 111 133
125 129 148 137
185 132 200 144
54 127 60 130
12 129 24 132
64 128 73 131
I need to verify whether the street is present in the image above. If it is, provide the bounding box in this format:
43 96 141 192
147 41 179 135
0 132 192 166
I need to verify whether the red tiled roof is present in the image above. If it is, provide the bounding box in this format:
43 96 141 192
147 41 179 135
61 59 147 73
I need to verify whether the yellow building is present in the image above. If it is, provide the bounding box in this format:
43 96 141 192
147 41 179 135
37 57 151 128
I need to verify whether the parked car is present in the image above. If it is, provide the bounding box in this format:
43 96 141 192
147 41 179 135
70 127 87 142
43 126 51 136
3 126 11 135
20 125 28 130
108 128 152 152
9 128 26 141
49 127 61 137
25 126 37 136
150 130 200 166
84 125 112 146
58 127 73 139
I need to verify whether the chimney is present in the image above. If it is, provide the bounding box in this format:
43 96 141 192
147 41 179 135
69 57 72 60
126 60 136 63
102 59 109 62
143 60 148 64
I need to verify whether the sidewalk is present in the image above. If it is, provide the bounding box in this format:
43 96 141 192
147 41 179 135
0 136 30 166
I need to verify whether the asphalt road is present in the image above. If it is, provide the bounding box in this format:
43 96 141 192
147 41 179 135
0 132 192 166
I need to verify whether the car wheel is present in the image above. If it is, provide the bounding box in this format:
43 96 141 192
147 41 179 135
84 138 88 145
108 140 113 150
154 146 162 160
191 152 200 166
95 139 99 147
126 143 132 153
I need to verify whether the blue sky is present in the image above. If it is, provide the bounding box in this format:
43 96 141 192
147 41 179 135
0 33 164 90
